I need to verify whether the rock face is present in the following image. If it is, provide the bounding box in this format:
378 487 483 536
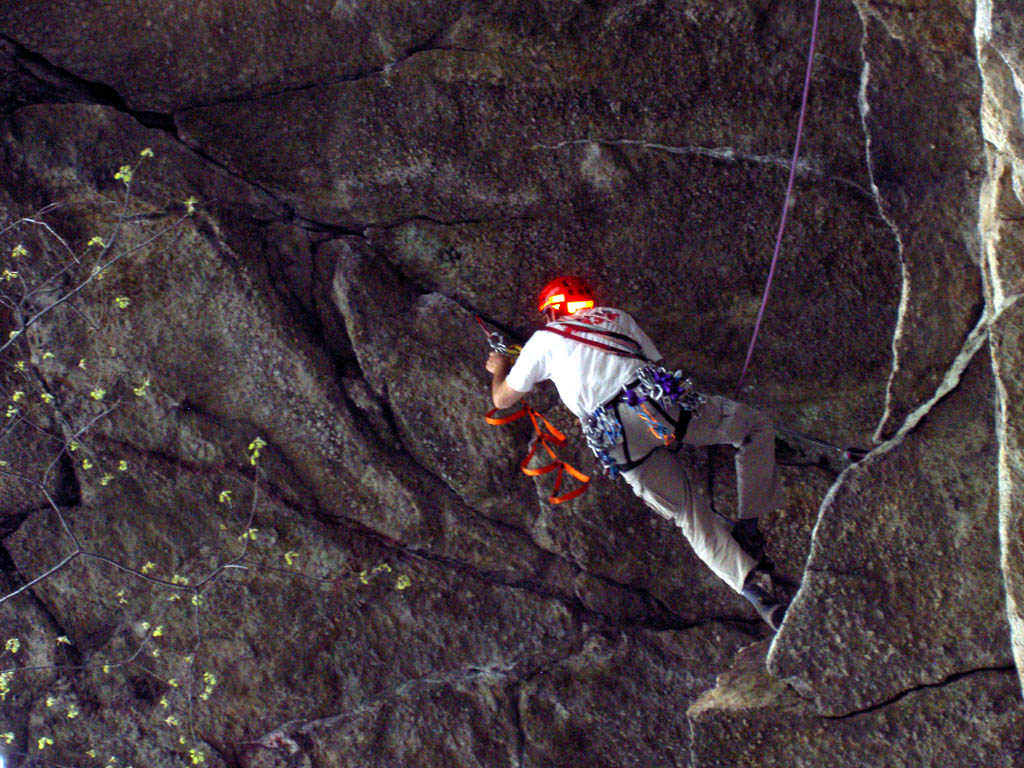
0 2 1022 768
768 347 1010 716
692 642 1024 768
977 0 1024 710
854 0 986 439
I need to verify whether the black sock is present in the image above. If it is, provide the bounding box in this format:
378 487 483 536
732 518 766 563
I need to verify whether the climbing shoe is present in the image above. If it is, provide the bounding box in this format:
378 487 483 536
741 567 789 632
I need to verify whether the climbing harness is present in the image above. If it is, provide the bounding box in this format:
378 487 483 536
537 319 708 477
625 364 705 413
583 364 705 477
482 310 714 491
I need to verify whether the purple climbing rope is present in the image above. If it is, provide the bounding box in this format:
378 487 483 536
734 0 822 399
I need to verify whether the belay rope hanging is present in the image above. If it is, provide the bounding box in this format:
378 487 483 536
482 0 846 505
735 0 822 398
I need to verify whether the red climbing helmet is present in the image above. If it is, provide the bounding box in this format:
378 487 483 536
537 276 595 317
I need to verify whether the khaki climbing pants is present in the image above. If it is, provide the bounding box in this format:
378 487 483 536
615 395 781 593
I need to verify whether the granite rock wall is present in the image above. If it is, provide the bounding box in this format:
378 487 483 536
0 2 1021 766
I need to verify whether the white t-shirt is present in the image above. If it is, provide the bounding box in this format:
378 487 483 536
505 307 662 419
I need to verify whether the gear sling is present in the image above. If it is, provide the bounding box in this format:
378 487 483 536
484 405 591 504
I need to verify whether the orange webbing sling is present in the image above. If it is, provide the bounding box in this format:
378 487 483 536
485 404 590 505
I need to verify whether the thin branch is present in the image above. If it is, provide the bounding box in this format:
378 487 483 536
46 403 118 473
0 292 18 312
0 550 81 606
61 297 100 331
26 253 91 304
0 202 64 240
3 411 65 446
0 214 187 356
77 551 246 591
0 464 49 488
238 557 336 586
0 751 83 768
21 216 80 264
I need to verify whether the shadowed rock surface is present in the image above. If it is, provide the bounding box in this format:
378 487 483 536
0 2 1022 767
691 641 1024 767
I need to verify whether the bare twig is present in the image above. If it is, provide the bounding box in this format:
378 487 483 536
0 551 81 606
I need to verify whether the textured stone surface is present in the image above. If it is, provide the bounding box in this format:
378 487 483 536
991 302 1024 698
769 350 1010 716
977 0 1024 697
331 239 538 521
855 2 986 438
332 228 828 625
0 0 469 113
286 674 523 768
0 375 68 527
6 456 579 768
0 99 775 766
246 626 753 768
691 642 1024 768
519 628 751 768
176 0 899 446
1 1 1023 766
0 571 63 762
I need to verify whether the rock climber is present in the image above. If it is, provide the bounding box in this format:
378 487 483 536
485 276 790 630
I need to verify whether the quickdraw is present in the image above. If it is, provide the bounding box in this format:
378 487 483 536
581 402 624 477
475 315 522 358
485 403 590 505
625 364 704 413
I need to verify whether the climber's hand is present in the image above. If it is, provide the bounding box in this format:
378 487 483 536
486 353 525 409
486 352 512 376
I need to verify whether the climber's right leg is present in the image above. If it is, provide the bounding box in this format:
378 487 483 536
621 448 755 595
682 395 782 521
